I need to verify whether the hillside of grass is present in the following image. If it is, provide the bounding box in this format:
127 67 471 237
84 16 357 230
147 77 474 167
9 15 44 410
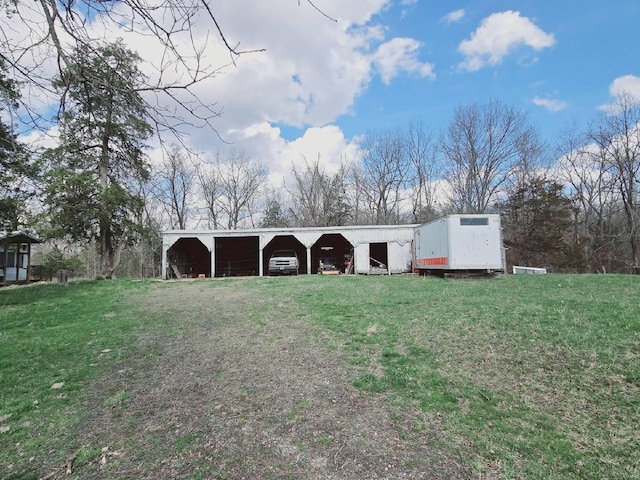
284 274 640 479
0 280 150 479
1 274 638 479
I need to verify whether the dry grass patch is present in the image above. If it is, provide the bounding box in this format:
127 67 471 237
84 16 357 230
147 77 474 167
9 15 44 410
6 274 635 479
293 274 640 479
71 278 467 479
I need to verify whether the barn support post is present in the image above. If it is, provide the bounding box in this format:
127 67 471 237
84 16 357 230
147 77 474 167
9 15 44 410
258 248 264 277
306 247 311 275
13 243 18 282
26 241 32 282
161 241 168 279
210 239 216 278
1 239 6 285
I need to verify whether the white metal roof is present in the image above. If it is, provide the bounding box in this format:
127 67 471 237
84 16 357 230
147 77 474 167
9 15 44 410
163 224 419 250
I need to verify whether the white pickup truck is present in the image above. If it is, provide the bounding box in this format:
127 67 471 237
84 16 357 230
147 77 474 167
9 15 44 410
268 250 299 275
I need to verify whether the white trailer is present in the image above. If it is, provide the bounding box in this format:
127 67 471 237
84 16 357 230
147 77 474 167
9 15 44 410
413 214 504 276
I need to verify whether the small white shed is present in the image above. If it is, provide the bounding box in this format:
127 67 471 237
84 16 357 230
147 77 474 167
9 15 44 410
0 231 41 285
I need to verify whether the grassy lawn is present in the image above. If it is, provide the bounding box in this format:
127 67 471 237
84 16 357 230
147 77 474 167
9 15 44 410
286 274 640 479
0 280 150 479
1 274 638 479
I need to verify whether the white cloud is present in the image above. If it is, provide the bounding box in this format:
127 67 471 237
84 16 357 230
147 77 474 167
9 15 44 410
532 96 567 112
373 38 435 84
399 0 418 17
8 1 432 132
8 0 436 213
518 56 539 67
608 75 640 100
18 126 60 150
441 9 465 25
600 75 640 111
227 122 360 189
89 0 429 138
281 125 359 175
458 10 555 71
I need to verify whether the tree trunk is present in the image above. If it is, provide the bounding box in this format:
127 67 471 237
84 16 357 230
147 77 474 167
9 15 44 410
101 241 124 279
99 141 110 277
99 93 120 278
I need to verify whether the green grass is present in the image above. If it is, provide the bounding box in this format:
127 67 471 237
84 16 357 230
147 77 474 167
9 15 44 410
175 433 202 453
1 274 639 479
0 279 150 479
278 273 640 479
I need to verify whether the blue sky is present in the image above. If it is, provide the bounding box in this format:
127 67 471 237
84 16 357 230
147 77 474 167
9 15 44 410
13 0 640 185
313 0 639 143
187 0 639 184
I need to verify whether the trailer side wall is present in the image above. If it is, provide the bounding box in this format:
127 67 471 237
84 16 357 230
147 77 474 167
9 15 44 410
449 215 503 269
414 217 451 269
414 214 503 272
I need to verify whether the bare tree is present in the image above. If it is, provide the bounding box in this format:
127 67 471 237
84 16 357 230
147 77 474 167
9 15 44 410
354 129 410 225
286 155 351 227
441 99 544 213
1 1 330 142
122 177 163 277
198 150 268 229
557 122 620 271
152 145 197 229
405 120 440 223
1 2 237 137
197 161 222 229
218 151 268 229
588 95 640 268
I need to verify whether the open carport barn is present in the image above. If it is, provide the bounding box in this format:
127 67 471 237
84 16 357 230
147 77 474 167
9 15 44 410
162 225 417 279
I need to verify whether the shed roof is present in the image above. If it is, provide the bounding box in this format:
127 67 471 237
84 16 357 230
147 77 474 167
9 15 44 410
163 224 419 236
0 231 42 244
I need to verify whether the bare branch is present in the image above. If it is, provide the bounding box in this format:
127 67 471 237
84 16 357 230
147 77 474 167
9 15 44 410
298 0 337 23
200 0 267 59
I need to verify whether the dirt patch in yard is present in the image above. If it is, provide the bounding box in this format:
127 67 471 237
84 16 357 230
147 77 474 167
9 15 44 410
70 280 470 479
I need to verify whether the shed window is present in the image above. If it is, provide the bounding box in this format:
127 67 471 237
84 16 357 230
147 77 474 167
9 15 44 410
460 217 488 226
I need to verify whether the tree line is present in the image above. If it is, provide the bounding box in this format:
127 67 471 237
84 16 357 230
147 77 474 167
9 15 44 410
160 97 639 276
1 2 639 276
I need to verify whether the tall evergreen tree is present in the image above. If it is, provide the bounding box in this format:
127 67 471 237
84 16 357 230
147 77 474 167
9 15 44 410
43 40 152 278
501 177 581 271
259 191 291 228
0 60 35 231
